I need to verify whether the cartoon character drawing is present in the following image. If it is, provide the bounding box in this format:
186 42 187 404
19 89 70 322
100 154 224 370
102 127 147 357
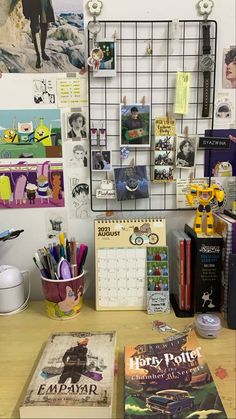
55 285 83 317
87 47 104 70
51 172 62 202
36 161 51 203
129 223 159 246
34 117 52 146
13 174 27 205
17 121 34 143
26 182 37 204
3 126 19 143
202 288 215 308
0 174 12 205
213 161 232 177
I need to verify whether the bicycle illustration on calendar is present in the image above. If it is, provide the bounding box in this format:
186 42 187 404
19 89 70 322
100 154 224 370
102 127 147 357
129 223 159 246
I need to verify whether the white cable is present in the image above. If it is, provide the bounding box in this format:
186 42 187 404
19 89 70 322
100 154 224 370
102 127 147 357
0 274 31 316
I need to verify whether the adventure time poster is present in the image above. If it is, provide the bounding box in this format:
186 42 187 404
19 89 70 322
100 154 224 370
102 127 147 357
0 161 64 209
0 0 85 73
0 109 62 159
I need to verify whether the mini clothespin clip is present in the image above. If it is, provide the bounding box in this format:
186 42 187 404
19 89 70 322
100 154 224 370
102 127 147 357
146 41 152 55
141 96 146 107
113 30 118 41
183 125 189 139
130 157 135 168
123 96 127 106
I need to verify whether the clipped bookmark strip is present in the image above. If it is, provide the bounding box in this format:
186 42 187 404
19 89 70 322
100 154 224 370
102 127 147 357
175 71 191 115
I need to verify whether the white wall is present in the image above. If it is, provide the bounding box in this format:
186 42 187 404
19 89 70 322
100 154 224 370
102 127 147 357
0 0 235 300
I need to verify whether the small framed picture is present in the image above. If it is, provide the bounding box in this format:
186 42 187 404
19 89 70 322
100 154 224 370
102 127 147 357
91 150 112 171
89 39 116 77
175 135 196 168
120 104 151 147
65 109 87 140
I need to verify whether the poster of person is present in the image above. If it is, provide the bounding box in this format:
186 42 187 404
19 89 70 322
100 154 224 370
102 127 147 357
0 0 85 73
223 47 236 88
64 140 88 168
69 177 90 219
65 109 87 140
120 104 151 147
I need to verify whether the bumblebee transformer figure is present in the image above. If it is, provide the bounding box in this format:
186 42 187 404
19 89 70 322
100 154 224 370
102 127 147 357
187 183 224 234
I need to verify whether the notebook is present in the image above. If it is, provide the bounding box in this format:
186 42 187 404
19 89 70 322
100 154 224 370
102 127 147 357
94 218 166 310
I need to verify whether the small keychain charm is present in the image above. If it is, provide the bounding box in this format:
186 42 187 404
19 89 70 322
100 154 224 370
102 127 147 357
99 122 107 146
90 126 98 146
87 47 104 70
146 42 152 55
120 146 129 159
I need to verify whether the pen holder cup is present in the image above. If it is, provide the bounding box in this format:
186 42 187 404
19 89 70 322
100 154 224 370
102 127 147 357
41 270 88 320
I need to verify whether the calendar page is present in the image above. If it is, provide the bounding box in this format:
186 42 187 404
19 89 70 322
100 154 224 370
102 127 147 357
94 218 166 310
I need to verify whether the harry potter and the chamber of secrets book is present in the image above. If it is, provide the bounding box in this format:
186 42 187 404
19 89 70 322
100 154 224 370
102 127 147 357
125 329 227 418
20 332 116 419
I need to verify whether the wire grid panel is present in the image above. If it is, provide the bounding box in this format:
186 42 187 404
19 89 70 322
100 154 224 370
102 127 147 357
88 20 217 212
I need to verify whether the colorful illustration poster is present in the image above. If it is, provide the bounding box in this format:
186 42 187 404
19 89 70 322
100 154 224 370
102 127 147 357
0 109 62 159
0 161 64 209
0 0 85 73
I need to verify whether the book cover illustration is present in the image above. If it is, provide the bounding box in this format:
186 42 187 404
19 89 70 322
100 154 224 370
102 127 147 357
147 246 170 314
21 332 116 413
124 329 227 418
0 161 64 209
0 109 62 159
114 165 149 201
204 129 236 177
153 117 176 183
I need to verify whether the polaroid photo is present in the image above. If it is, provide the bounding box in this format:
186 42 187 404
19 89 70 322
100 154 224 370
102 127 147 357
64 139 88 169
175 135 196 168
154 166 174 182
114 165 149 201
90 39 116 77
65 108 87 140
91 150 112 171
120 104 151 147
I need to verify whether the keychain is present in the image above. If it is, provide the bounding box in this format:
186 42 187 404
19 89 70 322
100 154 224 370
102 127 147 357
87 1 103 71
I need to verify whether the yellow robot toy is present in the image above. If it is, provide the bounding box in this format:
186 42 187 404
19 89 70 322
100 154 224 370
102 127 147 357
187 183 224 235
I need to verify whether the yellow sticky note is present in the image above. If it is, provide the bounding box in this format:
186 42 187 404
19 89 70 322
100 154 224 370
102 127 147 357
174 72 191 115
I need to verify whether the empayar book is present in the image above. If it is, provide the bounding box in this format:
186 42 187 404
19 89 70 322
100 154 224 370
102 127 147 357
124 329 227 418
20 331 116 419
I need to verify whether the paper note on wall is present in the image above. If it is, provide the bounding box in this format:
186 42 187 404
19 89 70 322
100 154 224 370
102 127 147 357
174 72 191 115
57 78 81 108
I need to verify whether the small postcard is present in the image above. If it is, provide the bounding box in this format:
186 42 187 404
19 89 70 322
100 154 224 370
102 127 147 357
120 104 151 147
114 165 149 201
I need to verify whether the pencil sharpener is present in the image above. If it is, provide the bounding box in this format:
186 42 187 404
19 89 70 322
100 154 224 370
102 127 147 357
195 313 221 338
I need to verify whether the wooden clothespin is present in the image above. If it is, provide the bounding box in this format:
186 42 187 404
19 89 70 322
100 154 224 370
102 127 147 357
183 125 189 139
113 30 118 41
130 157 135 168
141 96 146 107
123 96 127 106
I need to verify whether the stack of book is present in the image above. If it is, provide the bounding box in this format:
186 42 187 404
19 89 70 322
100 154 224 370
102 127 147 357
214 210 236 329
169 229 192 315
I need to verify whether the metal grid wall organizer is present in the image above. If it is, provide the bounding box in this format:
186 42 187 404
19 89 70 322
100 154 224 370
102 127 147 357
88 20 217 212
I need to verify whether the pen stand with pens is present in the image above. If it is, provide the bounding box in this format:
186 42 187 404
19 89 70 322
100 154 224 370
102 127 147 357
41 270 88 320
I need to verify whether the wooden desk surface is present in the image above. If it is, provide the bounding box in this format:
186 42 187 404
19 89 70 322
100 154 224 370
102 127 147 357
0 301 235 419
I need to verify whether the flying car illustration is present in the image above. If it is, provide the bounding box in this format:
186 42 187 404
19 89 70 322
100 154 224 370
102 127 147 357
146 389 194 416
129 223 159 246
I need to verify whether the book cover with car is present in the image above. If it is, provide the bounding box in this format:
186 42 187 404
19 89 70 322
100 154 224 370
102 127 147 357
124 329 227 418
20 331 116 419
